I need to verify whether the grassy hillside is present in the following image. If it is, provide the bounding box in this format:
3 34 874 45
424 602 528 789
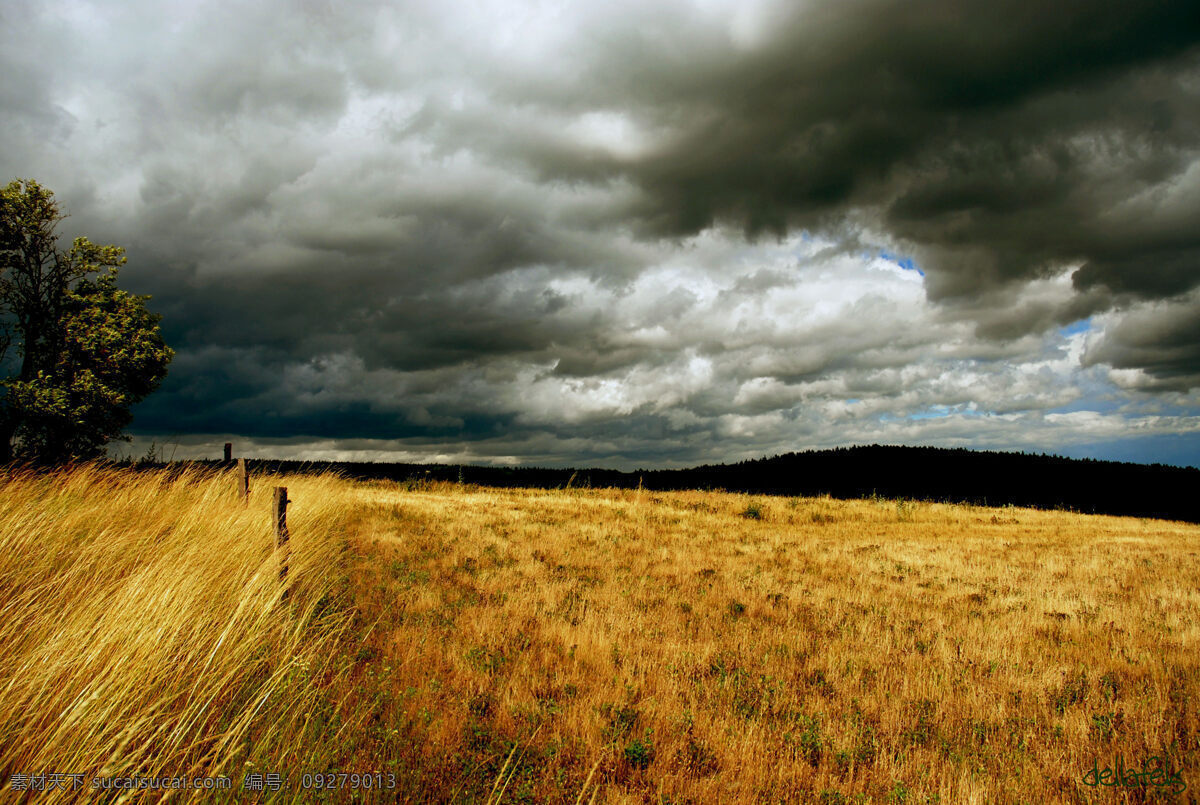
1 467 1197 802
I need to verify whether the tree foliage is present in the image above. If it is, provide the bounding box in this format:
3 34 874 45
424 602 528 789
0 179 173 463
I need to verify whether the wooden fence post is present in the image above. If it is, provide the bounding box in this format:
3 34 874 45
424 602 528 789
224 442 232 463
237 458 249 502
273 487 289 597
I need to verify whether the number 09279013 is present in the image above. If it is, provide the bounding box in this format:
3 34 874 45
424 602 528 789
300 772 396 790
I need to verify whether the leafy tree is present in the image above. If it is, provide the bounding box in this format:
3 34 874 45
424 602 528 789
0 179 173 463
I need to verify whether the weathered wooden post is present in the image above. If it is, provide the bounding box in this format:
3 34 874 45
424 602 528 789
237 458 249 502
273 487 289 597
224 442 232 464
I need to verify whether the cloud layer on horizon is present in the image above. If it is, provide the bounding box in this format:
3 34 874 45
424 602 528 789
2 0 1199 468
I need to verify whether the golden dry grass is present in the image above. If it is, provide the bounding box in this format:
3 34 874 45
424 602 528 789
1 467 1197 803
0 466 365 803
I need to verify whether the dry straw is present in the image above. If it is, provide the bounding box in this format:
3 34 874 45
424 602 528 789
0 465 361 803
2 468 1197 802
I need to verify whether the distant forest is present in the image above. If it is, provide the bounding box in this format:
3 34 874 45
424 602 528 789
198 445 1200 523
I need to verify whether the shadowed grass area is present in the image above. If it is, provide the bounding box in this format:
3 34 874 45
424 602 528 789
1 468 1197 802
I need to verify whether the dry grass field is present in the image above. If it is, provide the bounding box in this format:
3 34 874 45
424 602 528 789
1 466 1197 803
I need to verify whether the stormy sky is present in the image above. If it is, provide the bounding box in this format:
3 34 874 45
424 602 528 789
3 0 1200 469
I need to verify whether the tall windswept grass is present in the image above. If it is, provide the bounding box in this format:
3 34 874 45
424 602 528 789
0 466 360 802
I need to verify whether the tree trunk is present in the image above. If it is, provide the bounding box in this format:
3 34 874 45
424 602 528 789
0 415 16 463
0 325 41 464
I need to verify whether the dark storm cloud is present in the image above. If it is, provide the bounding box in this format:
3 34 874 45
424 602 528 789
505 0 1200 298
618 1 1200 382
353 0 1200 382
3 0 1200 466
1084 291 1200 390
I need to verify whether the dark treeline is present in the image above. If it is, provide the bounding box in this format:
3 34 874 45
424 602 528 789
179 444 1200 523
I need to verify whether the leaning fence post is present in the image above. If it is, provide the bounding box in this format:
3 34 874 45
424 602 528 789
224 442 232 464
237 458 249 502
273 487 289 597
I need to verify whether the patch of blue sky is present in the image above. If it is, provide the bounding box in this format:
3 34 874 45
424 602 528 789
1048 386 1197 419
1054 432 1200 469
878 250 924 276
1058 318 1091 337
1046 396 1123 416
904 404 979 421
1128 400 1200 418
877 405 981 423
